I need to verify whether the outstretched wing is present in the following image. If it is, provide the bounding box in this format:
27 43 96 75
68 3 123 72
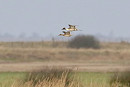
62 31 66 34
68 24 76 29
66 31 71 35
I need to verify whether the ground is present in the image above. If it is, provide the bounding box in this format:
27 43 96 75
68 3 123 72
0 42 130 87
0 42 130 72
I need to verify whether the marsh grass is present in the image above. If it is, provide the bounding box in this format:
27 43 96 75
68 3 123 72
24 68 74 85
110 71 130 87
0 71 130 87
0 41 130 64
0 45 130 63
9 68 82 87
0 41 130 87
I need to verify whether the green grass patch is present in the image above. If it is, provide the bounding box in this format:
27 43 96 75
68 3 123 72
75 72 112 86
0 72 26 86
0 72 112 87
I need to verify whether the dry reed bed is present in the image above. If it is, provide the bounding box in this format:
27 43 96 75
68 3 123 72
7 70 82 87
0 46 130 63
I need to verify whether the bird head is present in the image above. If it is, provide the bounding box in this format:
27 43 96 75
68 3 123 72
62 27 66 30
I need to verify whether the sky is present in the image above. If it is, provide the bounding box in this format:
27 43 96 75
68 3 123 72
0 0 130 38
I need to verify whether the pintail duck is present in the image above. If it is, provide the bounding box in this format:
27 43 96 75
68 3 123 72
58 31 72 37
62 24 79 31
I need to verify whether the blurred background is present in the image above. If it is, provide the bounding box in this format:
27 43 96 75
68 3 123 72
0 0 130 70
0 0 130 42
0 0 130 72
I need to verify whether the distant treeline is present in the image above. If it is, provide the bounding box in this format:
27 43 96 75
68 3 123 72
0 35 130 49
0 33 130 42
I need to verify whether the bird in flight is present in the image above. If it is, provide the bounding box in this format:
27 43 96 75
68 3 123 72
59 24 81 37
58 31 72 37
62 24 81 31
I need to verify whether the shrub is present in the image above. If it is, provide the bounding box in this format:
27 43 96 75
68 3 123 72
110 71 130 87
68 35 100 49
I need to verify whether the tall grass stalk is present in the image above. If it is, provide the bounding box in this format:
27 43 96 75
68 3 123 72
10 70 81 87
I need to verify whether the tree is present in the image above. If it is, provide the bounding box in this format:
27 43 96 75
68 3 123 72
68 35 100 49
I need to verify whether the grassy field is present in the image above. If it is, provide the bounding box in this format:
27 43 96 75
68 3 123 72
0 71 130 87
0 41 129 72
0 72 25 87
0 41 130 63
0 41 129 87
0 72 112 87
0 72 129 87
0 42 130 62
76 72 111 86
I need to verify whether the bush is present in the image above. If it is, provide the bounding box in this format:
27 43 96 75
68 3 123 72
110 71 130 87
68 35 100 49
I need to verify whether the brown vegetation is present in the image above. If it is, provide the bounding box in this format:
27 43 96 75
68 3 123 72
0 41 130 62
110 71 130 86
0 41 130 72
10 69 82 87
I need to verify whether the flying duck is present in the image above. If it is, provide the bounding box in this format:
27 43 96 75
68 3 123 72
58 31 72 37
62 24 79 31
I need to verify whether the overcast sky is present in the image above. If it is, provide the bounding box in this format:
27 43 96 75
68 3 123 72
0 0 130 38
